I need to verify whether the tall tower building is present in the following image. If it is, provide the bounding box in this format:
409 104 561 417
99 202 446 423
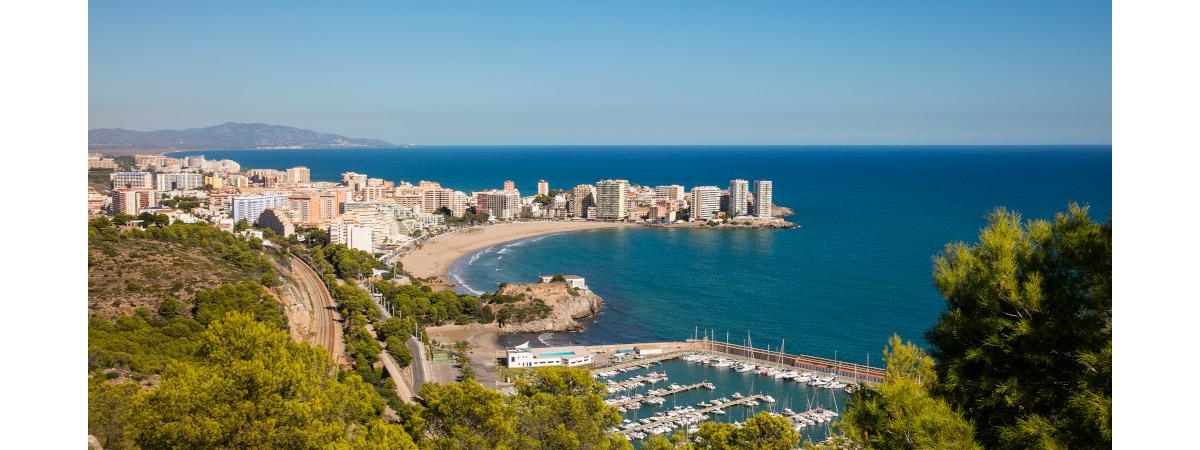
753 180 773 218
690 186 721 220
286 166 311 184
503 180 516 192
594 179 630 220
727 179 750 217
537 179 549 196
571 184 596 218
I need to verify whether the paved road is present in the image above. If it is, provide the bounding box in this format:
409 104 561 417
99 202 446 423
379 350 417 403
408 337 430 391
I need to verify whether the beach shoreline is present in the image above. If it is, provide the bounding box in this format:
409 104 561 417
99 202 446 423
400 221 635 280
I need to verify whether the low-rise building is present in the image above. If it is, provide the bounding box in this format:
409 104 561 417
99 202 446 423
88 155 117 169
505 344 594 368
538 274 588 290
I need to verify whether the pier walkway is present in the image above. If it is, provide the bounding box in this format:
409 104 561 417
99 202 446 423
621 395 766 434
591 350 689 374
607 382 714 408
692 339 885 385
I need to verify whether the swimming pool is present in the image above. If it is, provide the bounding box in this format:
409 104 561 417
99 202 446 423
538 351 576 357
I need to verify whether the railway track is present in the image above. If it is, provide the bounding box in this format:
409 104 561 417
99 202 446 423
289 255 344 366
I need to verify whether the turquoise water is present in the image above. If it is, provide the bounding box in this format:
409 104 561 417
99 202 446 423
539 351 577 356
176 146 1112 365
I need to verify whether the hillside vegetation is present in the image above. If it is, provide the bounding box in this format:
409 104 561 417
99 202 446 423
88 221 278 319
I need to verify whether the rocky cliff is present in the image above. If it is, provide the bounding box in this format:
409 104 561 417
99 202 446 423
488 282 603 333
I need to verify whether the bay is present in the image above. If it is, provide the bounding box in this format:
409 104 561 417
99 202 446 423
177 146 1112 364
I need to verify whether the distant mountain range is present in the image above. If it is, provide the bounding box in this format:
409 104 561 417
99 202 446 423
88 122 395 151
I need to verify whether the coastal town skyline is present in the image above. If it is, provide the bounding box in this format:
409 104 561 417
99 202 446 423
92 152 789 258
69 1 1124 448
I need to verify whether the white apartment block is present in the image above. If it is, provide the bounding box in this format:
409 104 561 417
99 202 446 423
449 191 469 217
231 194 288 224
111 171 153 189
156 173 205 191
691 186 721 220
728 179 750 217
347 226 374 253
594 179 629 220
753 180 773 218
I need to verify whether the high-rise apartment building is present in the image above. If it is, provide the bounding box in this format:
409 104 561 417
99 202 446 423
231 194 288 224
753 180 773 218
727 179 750 216
449 191 469 217
503 180 516 192
537 180 549 196
287 194 322 225
286 166 311 184
155 173 204 191
571 184 596 218
690 186 721 220
654 185 686 202
111 171 153 189
110 188 158 215
422 188 453 213
595 179 630 220
484 190 521 220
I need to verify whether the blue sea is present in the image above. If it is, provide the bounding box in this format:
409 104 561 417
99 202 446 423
176 146 1111 366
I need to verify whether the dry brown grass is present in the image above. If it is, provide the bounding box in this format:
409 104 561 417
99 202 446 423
87 238 259 319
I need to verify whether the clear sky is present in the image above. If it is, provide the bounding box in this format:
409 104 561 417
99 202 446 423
89 0 1111 145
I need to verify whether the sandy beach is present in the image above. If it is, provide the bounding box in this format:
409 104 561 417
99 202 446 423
401 220 633 279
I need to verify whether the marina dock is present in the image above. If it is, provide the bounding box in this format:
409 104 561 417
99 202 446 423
693 339 885 385
606 382 716 408
620 394 766 435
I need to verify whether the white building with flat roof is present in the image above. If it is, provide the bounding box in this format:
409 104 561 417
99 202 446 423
690 186 721 220
231 193 288 224
505 344 594 368
111 171 153 189
538 274 588 290
347 225 374 253
156 173 204 191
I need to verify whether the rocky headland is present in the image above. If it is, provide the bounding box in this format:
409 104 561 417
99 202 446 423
482 281 603 333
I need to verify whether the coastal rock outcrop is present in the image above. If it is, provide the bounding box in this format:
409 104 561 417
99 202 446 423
484 282 603 333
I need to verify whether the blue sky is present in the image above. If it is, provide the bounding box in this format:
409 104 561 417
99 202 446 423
89 1 1111 144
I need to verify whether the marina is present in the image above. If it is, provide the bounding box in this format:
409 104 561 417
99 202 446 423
599 357 849 445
